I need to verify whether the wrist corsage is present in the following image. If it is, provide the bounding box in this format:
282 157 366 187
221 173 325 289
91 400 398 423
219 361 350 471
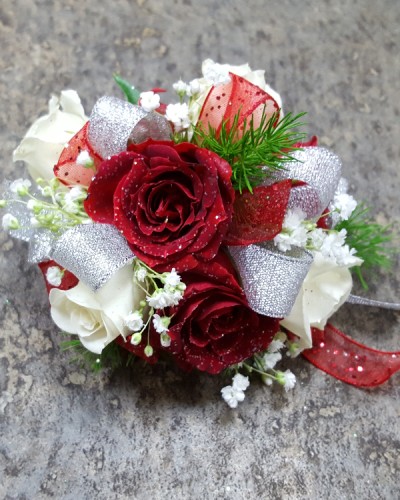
2 59 399 407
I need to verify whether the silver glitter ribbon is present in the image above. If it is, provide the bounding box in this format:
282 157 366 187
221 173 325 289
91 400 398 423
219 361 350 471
29 230 57 263
347 294 400 311
1 180 135 288
268 147 343 218
51 223 135 291
88 96 172 159
228 243 313 318
228 147 342 317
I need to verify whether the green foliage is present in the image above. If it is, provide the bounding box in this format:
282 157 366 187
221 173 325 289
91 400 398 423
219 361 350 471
194 109 307 193
60 337 133 372
113 75 141 105
336 204 395 289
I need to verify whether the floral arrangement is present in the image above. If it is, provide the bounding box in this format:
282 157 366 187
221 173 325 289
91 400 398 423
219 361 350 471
2 60 399 407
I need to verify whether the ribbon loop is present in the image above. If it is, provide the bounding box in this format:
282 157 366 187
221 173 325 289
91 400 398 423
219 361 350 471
268 147 342 218
88 96 172 159
51 223 135 291
229 242 313 317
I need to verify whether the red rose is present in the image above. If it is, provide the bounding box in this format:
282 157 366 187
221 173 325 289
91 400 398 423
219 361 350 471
161 252 280 374
84 140 235 271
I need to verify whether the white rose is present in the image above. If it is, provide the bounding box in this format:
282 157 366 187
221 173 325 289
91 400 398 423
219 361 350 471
280 253 353 350
188 59 283 126
13 90 87 181
49 263 144 354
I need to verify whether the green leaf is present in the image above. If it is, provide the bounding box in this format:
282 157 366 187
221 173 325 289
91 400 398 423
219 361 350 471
113 74 141 104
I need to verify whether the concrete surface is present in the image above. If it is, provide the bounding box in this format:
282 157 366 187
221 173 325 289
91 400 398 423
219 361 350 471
0 0 399 499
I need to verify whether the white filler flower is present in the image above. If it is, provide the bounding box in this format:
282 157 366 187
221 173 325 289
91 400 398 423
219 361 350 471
274 208 308 252
221 373 250 408
125 311 144 332
2 214 19 230
139 91 161 112
46 266 64 287
276 370 297 391
10 178 31 196
165 103 191 131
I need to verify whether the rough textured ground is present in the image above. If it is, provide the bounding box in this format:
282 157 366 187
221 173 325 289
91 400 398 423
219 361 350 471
0 1 399 499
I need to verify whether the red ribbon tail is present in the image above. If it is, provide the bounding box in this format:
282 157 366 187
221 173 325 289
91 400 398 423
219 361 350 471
301 324 400 387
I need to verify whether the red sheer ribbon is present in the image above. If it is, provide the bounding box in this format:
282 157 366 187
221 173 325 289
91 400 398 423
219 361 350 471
198 73 280 135
38 260 79 293
54 122 104 186
224 180 292 245
302 324 400 387
294 135 318 148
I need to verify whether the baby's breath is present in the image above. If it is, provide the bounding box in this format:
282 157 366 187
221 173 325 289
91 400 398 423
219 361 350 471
124 260 187 356
222 331 297 398
1 178 91 234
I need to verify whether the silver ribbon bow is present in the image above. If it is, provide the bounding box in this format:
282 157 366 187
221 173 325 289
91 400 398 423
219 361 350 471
229 243 313 317
232 148 400 318
267 147 343 219
230 147 343 317
51 224 135 291
88 96 172 159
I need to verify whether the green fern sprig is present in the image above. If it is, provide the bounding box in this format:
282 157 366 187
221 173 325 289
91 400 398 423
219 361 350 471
61 337 132 372
336 204 396 289
194 109 307 193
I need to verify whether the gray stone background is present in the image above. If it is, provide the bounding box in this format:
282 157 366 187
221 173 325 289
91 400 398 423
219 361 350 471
0 0 399 499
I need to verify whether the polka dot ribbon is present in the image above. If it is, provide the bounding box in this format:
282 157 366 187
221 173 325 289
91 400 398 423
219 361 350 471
302 324 400 387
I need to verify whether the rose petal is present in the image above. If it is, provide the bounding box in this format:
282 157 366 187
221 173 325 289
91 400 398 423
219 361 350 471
160 252 280 373
86 151 145 223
